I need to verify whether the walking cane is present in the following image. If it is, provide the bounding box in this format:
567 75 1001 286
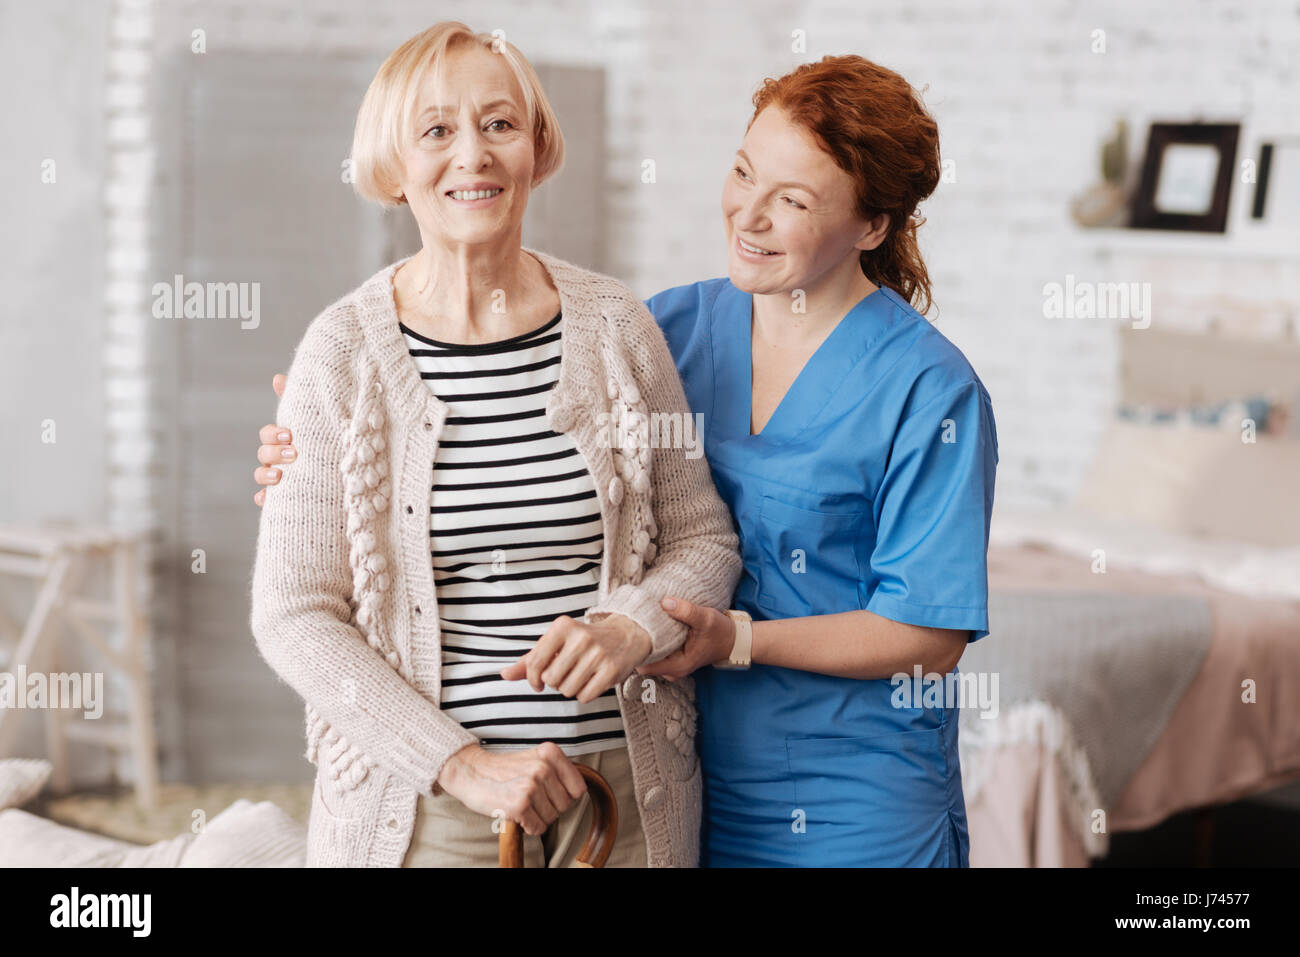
498 764 619 867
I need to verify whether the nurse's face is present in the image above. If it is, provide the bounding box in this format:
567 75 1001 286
722 105 884 297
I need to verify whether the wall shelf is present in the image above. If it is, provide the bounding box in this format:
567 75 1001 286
1069 226 1300 262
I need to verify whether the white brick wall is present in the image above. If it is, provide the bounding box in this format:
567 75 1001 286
133 0 1300 516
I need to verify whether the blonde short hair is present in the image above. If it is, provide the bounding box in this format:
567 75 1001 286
350 21 565 207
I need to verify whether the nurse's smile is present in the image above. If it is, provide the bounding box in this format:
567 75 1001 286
735 235 783 261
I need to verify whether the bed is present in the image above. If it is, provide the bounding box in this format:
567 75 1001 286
961 325 1300 867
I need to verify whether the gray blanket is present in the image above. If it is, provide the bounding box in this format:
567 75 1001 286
957 589 1213 809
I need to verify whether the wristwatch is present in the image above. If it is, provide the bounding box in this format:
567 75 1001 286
714 609 753 670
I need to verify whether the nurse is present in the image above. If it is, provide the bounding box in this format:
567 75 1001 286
254 54 997 867
633 55 998 867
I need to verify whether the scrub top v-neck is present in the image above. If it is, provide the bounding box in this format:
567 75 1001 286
644 276 999 867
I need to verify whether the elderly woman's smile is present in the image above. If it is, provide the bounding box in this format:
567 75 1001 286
445 184 504 204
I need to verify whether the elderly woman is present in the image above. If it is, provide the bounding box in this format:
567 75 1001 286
249 20 742 868
261 45 999 867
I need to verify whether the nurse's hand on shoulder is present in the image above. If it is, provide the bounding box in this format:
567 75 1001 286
254 372 294 507
636 597 735 680
501 613 653 703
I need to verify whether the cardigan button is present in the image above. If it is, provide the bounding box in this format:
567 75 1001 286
386 817 398 830
621 674 641 700
642 786 665 810
414 605 421 615
405 504 413 514
607 477 623 506
423 421 433 431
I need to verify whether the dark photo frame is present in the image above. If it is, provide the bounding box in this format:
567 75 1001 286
1130 122 1240 232
1249 136 1300 227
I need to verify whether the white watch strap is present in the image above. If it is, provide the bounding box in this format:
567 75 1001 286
719 610 752 669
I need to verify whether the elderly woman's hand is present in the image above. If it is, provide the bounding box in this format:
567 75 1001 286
438 741 587 836
501 613 652 703
635 597 737 680
254 373 295 507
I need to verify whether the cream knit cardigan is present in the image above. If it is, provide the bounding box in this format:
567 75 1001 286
249 248 742 867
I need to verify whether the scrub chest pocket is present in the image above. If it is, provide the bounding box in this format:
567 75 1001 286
754 495 870 619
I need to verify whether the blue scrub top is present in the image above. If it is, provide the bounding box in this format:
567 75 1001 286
643 277 998 867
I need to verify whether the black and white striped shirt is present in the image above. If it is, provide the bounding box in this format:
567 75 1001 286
401 312 626 756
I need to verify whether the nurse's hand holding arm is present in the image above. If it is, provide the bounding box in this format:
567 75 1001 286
638 599 967 680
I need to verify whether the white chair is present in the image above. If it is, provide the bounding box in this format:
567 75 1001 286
0 523 159 808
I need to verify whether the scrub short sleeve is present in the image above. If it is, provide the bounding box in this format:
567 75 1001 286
865 380 998 641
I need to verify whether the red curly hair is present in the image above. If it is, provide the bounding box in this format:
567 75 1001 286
749 55 941 316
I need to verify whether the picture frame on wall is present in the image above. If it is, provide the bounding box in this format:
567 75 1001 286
1130 122 1240 233
1249 136 1300 227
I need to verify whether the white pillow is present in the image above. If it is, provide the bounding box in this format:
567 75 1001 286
0 809 199 868
0 759 52 810
180 799 305 867
0 809 139 866
119 831 197 867
0 780 303 867
1075 420 1300 547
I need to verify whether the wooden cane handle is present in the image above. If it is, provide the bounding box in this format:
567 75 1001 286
498 763 619 868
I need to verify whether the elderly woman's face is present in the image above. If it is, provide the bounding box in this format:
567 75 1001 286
400 44 536 248
721 105 877 297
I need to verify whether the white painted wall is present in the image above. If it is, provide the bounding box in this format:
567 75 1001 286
0 0 110 525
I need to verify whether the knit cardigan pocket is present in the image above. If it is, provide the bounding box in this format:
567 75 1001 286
304 703 373 808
